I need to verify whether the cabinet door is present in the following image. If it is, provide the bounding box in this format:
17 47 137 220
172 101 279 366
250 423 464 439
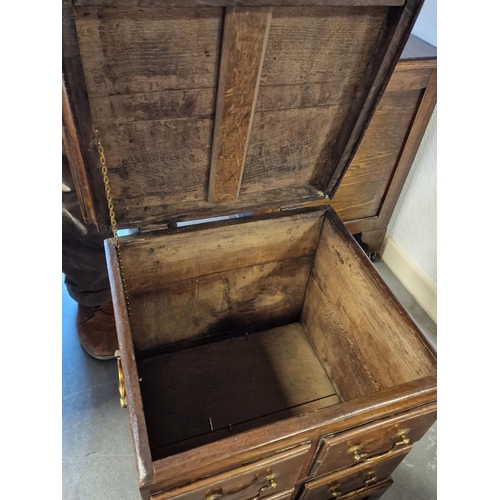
151 444 310 500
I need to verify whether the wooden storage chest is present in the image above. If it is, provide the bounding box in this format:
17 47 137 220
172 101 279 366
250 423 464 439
62 1 437 499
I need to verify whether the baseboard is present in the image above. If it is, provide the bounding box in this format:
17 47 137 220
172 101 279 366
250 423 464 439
379 234 437 322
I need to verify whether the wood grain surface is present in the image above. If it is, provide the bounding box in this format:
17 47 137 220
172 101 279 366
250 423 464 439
332 88 423 221
69 3 415 226
241 6 387 195
322 0 425 196
375 68 436 227
150 445 311 500
138 324 336 456
120 210 324 289
130 255 314 350
311 403 436 477
302 212 436 399
63 0 109 230
151 378 436 490
75 0 405 6
302 445 409 500
208 7 272 203
62 77 98 225
104 240 154 487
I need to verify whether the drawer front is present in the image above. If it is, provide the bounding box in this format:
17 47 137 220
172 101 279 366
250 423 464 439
312 404 436 477
300 446 409 500
333 479 393 500
151 444 311 500
262 489 295 500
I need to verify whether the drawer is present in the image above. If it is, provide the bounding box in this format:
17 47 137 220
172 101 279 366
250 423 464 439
261 489 295 500
311 404 436 477
300 446 409 500
330 479 393 500
151 444 311 500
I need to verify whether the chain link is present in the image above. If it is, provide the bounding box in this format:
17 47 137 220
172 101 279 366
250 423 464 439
95 129 131 317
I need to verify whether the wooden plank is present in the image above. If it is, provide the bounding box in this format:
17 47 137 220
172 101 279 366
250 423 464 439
129 255 315 351
93 117 213 209
256 81 358 112
342 217 378 234
138 324 336 454
104 240 154 487
208 7 272 203
322 0 425 196
120 210 325 289
376 69 437 228
309 210 436 392
242 104 351 195
301 277 382 401
152 398 338 459
74 6 223 96
356 227 386 253
114 185 326 228
331 88 423 221
151 378 436 490
89 88 216 124
62 77 98 225
242 6 388 195
384 66 432 92
260 7 387 87
75 0 405 7
63 0 108 230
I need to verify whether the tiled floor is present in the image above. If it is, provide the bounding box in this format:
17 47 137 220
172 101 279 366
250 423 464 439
62 259 437 500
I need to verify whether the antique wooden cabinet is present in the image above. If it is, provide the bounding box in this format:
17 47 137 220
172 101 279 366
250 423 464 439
308 34 437 257
62 0 437 499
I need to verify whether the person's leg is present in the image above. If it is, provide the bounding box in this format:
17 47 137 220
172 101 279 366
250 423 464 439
62 154 118 360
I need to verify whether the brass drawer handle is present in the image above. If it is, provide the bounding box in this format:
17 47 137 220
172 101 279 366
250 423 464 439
328 472 377 499
348 430 410 463
115 350 128 408
205 474 277 500
329 488 342 499
363 472 377 486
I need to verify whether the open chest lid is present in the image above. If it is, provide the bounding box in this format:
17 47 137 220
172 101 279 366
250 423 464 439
63 0 423 231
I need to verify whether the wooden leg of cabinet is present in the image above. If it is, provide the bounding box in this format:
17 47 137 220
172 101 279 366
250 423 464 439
355 228 387 256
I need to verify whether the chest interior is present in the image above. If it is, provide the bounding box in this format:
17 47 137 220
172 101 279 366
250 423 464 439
116 207 436 462
65 0 436 470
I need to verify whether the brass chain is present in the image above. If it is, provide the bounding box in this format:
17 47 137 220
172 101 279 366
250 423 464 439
95 129 131 317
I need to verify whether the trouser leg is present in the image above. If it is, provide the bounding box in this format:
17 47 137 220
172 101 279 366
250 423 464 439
62 154 112 306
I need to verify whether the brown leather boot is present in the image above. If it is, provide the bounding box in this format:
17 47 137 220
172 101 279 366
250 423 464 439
77 301 118 360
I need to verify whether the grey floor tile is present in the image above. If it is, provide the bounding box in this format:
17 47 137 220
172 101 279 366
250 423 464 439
63 381 133 461
63 456 142 500
373 259 437 350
